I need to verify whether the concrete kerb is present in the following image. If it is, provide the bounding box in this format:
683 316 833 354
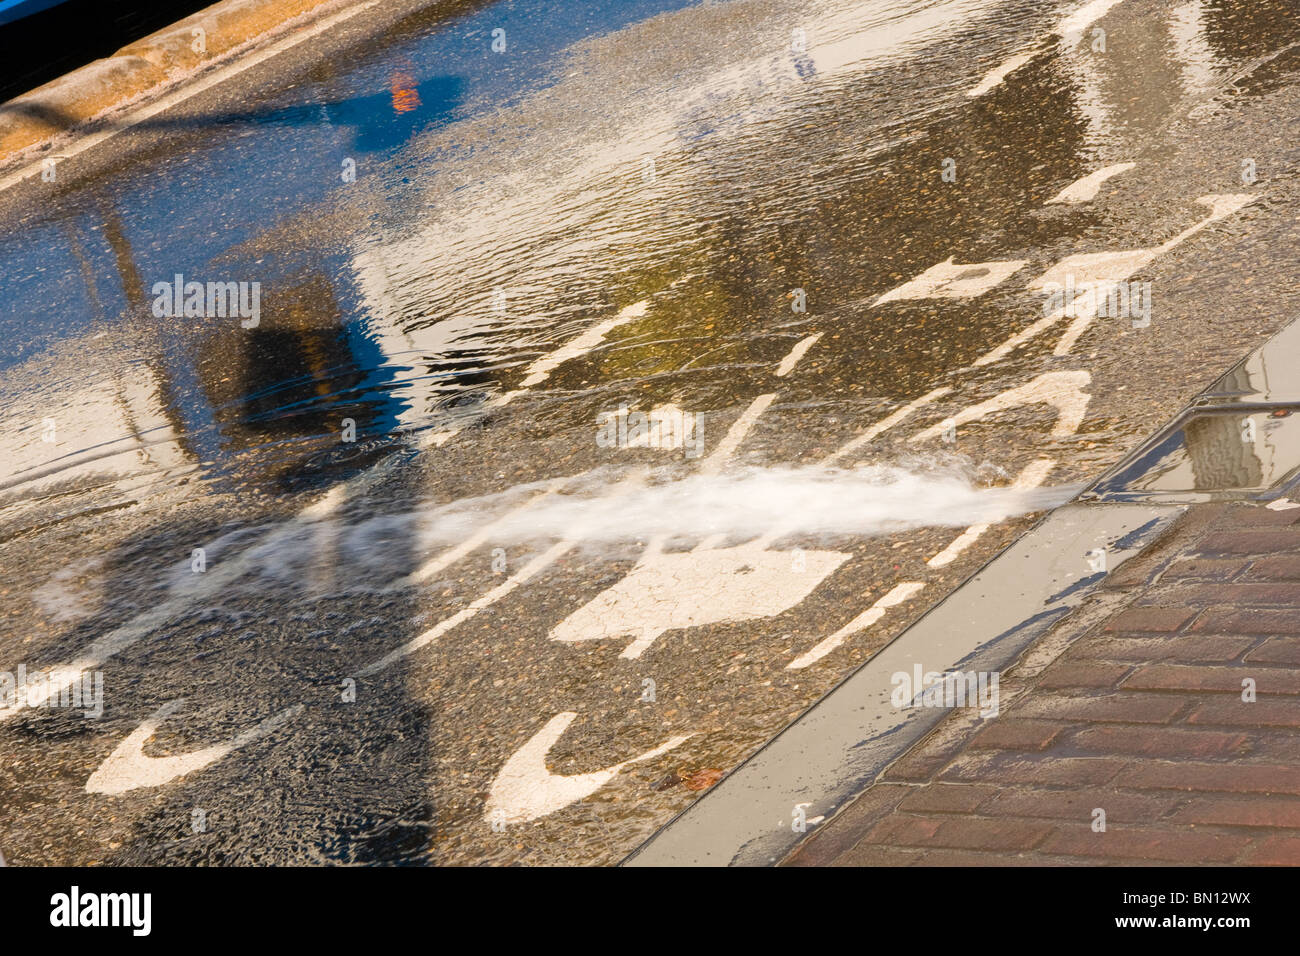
0 0 345 163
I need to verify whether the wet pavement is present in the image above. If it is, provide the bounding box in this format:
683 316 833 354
1 0 1299 865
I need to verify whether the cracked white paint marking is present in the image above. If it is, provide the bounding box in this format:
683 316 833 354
911 371 1092 441
86 700 302 795
927 458 1057 568
1046 163 1136 204
551 542 851 660
874 257 1028 305
788 581 926 670
484 712 692 824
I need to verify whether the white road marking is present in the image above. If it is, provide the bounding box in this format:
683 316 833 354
1059 0 1129 46
873 257 1028 304
965 0 1130 99
85 700 302 794
699 393 777 474
822 387 953 465
385 476 571 591
926 458 1056 568
356 538 576 677
484 712 693 825
973 193 1257 365
519 301 650 388
424 299 650 447
5 304 649 721
971 309 1064 368
0 0 383 194
1045 194 1255 354
551 541 852 661
0 478 362 723
966 53 1035 97
911 371 1092 441
1045 162 1136 204
788 581 926 670
369 389 784 674
549 379 967 663
776 334 823 376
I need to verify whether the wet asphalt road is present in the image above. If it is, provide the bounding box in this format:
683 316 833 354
1 0 1300 865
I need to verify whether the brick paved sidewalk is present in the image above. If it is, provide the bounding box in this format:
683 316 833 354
785 500 1300 866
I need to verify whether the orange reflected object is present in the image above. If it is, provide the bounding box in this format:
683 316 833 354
390 69 421 114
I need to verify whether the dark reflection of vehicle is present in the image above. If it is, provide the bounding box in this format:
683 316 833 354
194 271 395 492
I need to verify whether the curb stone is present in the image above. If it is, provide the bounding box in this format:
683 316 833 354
0 0 340 163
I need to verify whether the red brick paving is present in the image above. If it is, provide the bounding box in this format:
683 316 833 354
785 501 1300 866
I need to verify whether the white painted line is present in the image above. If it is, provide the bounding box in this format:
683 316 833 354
971 310 1060 367
1060 0 1129 46
1046 162 1136 204
356 538 574 677
1160 193 1257 251
10 302 654 721
776 333 823 377
966 53 1034 97
973 193 1257 365
369 389 783 676
518 300 649 388
788 581 925 669
551 540 851 661
926 458 1056 567
1048 195 1256 356
386 476 570 591
911 371 1091 441
926 524 989 569
1051 285 1113 356
0 0 382 194
699 393 777 475
0 469 367 723
963 0 1130 100
822 387 952 465
424 299 649 447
